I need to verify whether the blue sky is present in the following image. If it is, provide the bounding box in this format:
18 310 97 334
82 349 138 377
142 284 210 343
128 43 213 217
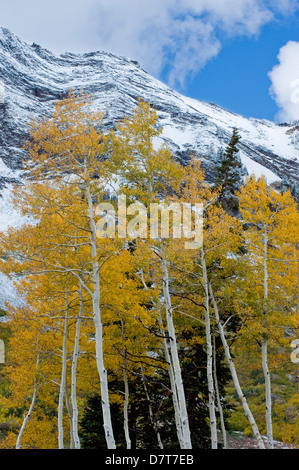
179 10 299 121
1 0 299 123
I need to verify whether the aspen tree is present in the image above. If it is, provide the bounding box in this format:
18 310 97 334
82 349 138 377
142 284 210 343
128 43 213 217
0 92 118 448
202 248 218 449
58 289 69 449
70 283 83 449
0 299 62 449
16 336 39 449
176 160 222 449
238 175 299 449
212 335 227 449
109 100 192 448
1 192 156 448
208 283 266 448
140 364 164 449
173 161 267 448
160 249 192 449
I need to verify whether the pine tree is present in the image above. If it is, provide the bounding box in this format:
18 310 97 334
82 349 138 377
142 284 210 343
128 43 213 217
215 128 243 215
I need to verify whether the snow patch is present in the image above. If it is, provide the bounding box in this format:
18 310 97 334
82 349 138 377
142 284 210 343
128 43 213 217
240 151 281 185
0 184 32 232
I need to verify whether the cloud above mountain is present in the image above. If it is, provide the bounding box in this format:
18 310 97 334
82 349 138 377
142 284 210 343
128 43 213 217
268 41 299 122
1 0 298 88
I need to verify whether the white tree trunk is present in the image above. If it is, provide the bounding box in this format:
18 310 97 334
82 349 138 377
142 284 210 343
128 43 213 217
263 225 274 449
140 271 180 447
123 355 131 449
262 337 273 449
158 309 184 447
85 182 116 449
208 283 266 449
121 321 131 449
140 365 164 449
16 340 39 449
70 284 83 449
201 250 218 449
58 290 69 449
161 256 192 449
213 335 228 449
65 388 74 449
16 379 38 449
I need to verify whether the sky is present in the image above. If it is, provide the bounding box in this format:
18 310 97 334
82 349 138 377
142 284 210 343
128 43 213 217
1 0 299 123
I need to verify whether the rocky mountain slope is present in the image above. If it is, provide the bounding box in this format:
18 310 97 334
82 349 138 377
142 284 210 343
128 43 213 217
1 27 298 188
0 26 298 306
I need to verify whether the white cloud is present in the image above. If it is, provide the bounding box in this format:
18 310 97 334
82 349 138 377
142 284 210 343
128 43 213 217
92 0 286 86
0 0 101 52
0 0 298 87
268 41 299 122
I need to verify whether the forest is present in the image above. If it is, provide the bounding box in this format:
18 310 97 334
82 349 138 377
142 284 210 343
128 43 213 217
0 92 298 450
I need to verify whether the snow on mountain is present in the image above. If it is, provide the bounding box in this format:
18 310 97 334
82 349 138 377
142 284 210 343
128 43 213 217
1 27 298 188
0 26 298 306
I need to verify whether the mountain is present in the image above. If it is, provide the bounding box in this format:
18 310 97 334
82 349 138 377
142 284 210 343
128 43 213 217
1 26 299 190
0 26 298 306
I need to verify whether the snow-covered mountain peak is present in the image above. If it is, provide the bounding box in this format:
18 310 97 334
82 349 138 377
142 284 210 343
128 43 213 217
0 27 298 199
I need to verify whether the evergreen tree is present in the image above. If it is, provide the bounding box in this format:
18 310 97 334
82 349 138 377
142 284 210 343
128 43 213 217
215 128 243 215
79 393 126 449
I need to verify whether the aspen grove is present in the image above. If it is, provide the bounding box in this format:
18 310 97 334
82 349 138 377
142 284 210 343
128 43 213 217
0 93 298 449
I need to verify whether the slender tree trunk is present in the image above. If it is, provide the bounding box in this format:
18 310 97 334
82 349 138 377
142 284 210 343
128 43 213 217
121 321 131 449
161 255 192 449
123 354 131 449
262 338 273 448
201 250 218 449
70 284 83 449
16 378 38 449
65 387 74 449
85 181 116 449
140 365 164 449
262 225 274 449
213 335 228 449
158 308 184 448
208 283 266 449
16 338 39 449
58 290 69 449
141 270 182 448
